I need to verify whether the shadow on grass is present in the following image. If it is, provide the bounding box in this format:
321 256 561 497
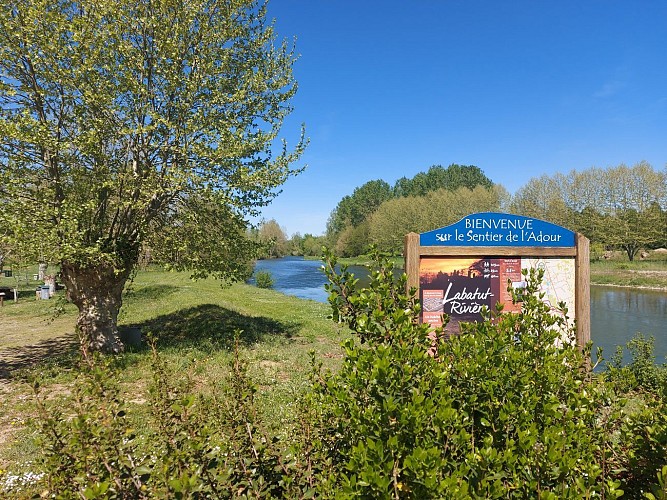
0 334 80 380
0 303 302 379
137 303 302 349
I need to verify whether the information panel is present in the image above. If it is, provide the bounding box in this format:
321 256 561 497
419 256 575 336
404 213 590 346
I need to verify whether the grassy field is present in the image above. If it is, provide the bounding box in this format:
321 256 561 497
590 256 667 288
0 269 349 487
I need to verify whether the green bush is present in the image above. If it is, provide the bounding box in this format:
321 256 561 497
255 270 274 289
27 337 311 499
606 333 667 395
314 248 623 498
605 333 667 496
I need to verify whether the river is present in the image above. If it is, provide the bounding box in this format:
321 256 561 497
251 256 667 366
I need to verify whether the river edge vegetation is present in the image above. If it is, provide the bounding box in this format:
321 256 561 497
1 252 667 497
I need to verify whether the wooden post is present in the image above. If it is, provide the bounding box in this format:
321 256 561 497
404 232 420 292
575 233 591 347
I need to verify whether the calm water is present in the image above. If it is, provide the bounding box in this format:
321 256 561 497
252 257 667 365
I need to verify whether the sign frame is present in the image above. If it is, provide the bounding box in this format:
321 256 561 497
404 213 590 347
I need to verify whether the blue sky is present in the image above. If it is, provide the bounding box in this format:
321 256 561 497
258 0 667 236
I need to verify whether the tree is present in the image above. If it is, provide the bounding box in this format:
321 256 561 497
510 162 667 258
369 185 507 254
596 163 667 259
334 220 370 257
391 164 493 197
326 179 392 241
256 219 288 258
0 0 305 353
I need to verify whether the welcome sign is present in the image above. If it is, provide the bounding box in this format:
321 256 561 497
420 213 575 247
404 213 590 346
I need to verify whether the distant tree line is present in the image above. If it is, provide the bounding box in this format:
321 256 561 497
251 219 327 259
326 164 500 256
257 161 667 262
509 161 667 260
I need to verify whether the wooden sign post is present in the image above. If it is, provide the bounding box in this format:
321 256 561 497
404 212 590 347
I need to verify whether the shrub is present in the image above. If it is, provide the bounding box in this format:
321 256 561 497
606 333 666 395
20 249 667 498
605 333 667 496
255 270 274 289
313 247 623 498
28 337 311 499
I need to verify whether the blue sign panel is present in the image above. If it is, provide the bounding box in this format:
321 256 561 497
420 212 575 247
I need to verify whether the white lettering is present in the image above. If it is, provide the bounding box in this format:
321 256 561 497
465 218 533 230
522 231 562 243
443 283 494 310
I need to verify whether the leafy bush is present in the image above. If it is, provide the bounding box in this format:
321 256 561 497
314 248 623 497
255 270 274 289
32 356 148 498
605 333 667 496
28 337 312 499
606 333 667 395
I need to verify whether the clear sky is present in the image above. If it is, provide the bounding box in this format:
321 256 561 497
257 0 667 237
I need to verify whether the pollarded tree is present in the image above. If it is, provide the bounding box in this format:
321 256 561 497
0 0 305 353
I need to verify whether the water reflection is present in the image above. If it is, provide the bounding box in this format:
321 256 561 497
250 256 331 303
591 285 667 365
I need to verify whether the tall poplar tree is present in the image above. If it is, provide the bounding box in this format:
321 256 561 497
0 0 305 353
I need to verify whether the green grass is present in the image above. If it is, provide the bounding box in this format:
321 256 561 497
590 254 667 289
336 254 404 269
0 269 348 477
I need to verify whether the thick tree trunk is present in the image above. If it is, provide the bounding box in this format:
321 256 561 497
60 262 131 354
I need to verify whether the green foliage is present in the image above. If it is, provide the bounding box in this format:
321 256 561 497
326 164 496 256
511 162 667 260
392 164 493 197
326 180 393 242
0 0 305 351
618 395 667 497
369 185 507 254
31 355 149 497
287 233 327 257
646 465 667 500
606 333 667 395
315 247 623 497
16 254 667 497
29 337 315 498
604 333 667 497
253 220 290 259
255 270 275 289
334 220 370 257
